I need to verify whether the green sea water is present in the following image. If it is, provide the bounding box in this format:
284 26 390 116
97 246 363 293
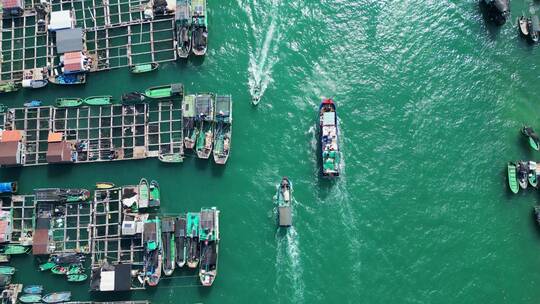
3 0 540 303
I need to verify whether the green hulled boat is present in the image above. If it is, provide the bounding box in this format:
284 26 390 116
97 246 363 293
183 94 197 149
0 266 15 275
528 161 538 188
213 95 232 165
522 126 540 151
83 95 112 106
67 273 87 282
508 162 519 194
162 217 176 276
195 94 215 159
144 83 183 99
0 81 20 93
158 153 183 163
39 261 55 271
66 264 82 275
19 294 42 303
130 62 159 74
51 265 67 275
138 178 149 208
2 245 30 255
56 98 82 108
149 180 160 208
186 212 200 268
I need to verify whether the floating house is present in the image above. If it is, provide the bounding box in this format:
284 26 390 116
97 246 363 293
56 28 84 54
62 52 88 74
0 130 24 166
46 132 73 164
1 0 23 18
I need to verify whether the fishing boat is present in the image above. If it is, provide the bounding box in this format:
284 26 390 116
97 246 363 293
319 98 340 177
66 264 83 275
2 245 30 255
195 94 216 159
149 180 160 208
175 0 192 58
51 265 67 275
517 161 529 190
144 83 183 99
19 294 42 303
141 218 162 287
50 73 86 85
529 161 539 188
83 95 113 106
23 285 43 294
0 81 20 93
96 182 115 190
275 177 293 227
183 94 197 149
42 292 71 303
22 79 48 89
121 92 146 104
199 207 219 286
213 95 232 164
0 266 14 275
175 215 187 268
529 15 540 43
186 212 200 268
191 0 208 56
130 62 159 74
23 100 43 107
252 85 261 105
519 16 530 36
39 261 55 271
158 153 183 163
138 178 150 209
56 98 82 108
67 273 87 282
522 126 540 150
161 217 175 276
0 182 17 194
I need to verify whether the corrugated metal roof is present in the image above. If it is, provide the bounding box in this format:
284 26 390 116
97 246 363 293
47 132 63 143
56 28 83 53
63 51 83 72
1 130 22 142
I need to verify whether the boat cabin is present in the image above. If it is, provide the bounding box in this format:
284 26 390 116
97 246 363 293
121 214 147 236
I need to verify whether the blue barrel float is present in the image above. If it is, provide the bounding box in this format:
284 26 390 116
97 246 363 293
0 182 17 194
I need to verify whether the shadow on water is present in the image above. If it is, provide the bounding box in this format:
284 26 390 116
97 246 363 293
211 162 226 177
194 157 210 170
478 1 505 40
0 167 21 181
189 55 206 67
47 164 74 178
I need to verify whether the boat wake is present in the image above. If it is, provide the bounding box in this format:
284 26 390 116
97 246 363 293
275 226 304 303
237 0 282 105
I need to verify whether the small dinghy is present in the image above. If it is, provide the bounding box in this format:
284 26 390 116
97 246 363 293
22 79 48 89
508 162 519 194
158 153 183 163
23 285 43 294
121 92 146 104
517 161 529 189
96 182 115 190
2 245 30 255
51 265 67 275
39 261 55 271
42 292 71 303
0 266 14 275
522 126 540 151
67 273 87 282
23 100 43 107
519 16 530 36
56 98 82 108
83 95 113 106
19 294 42 303
130 62 159 74
529 161 539 188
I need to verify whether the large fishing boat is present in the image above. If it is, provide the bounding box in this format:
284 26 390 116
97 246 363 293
199 207 219 286
275 177 292 227
175 0 192 58
175 215 187 268
142 218 162 287
213 95 232 165
319 98 340 177
183 95 197 149
186 212 200 268
191 0 208 56
161 217 175 276
195 94 215 159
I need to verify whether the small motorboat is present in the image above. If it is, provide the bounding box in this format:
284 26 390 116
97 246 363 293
144 83 183 99
517 161 529 189
42 292 71 303
56 98 82 108
0 266 15 275
158 153 183 163
130 62 159 74
149 180 160 208
23 285 43 294
19 294 42 303
96 182 115 189
522 126 540 151
67 273 87 282
121 92 146 104
51 265 67 275
49 73 86 85
0 182 17 194
23 100 43 107
82 95 113 106
0 81 20 93
38 261 55 271
2 245 30 255
529 161 539 188
22 79 48 89
252 86 261 105
519 16 530 36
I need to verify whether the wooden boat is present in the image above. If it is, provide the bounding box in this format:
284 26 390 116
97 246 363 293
213 95 232 165
83 95 112 106
175 215 187 268
23 100 43 107
275 177 293 227
23 285 43 294
161 217 176 276
158 153 183 163
141 218 162 287
22 79 48 89
0 182 17 194
195 94 216 159
319 98 340 177
50 73 86 85
529 161 539 188
2 245 30 255
39 261 55 271
56 98 82 108
176 0 191 58
19 294 42 303
0 81 20 93
96 182 115 189
51 265 67 275
0 266 15 275
199 207 219 286
183 95 197 149
186 212 200 268
121 92 146 104
517 161 529 189
519 16 530 36
144 83 183 99
130 62 159 74
191 0 208 56
42 292 71 303
138 178 150 209
522 126 540 151
67 273 87 282
149 180 160 208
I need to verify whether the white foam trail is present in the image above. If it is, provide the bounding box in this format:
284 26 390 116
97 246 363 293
275 226 304 303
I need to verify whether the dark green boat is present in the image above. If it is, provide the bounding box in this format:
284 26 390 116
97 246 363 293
508 162 519 194
130 62 159 74
56 98 82 108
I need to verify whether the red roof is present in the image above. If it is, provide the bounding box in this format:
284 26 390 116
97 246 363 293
2 0 22 8
63 52 83 72
1 130 22 142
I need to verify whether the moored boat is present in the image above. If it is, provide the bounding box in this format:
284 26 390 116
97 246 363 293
83 95 113 106
22 79 48 89
175 215 187 268
519 16 530 36
121 92 146 104
482 0 510 25
529 161 539 188
2 245 30 255
144 83 183 99
0 266 15 275
39 261 55 271
275 177 293 227
130 62 159 74
67 273 87 282
50 73 86 85
149 180 160 208
19 294 42 303
191 0 208 56
529 15 540 43
23 285 43 294
213 95 232 165
138 178 150 209
24 100 43 108
319 98 340 177
0 182 17 194
175 0 192 58
158 153 183 163
522 126 540 151
0 81 20 93
199 207 219 286
96 182 115 189
161 217 176 276
42 292 71 303
195 94 215 159
186 212 200 268
56 98 82 108
65 189 90 202
142 218 162 287
183 94 197 149
51 265 67 275
517 161 529 189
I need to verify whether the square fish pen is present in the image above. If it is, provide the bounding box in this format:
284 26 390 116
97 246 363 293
0 195 35 244
146 98 183 157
